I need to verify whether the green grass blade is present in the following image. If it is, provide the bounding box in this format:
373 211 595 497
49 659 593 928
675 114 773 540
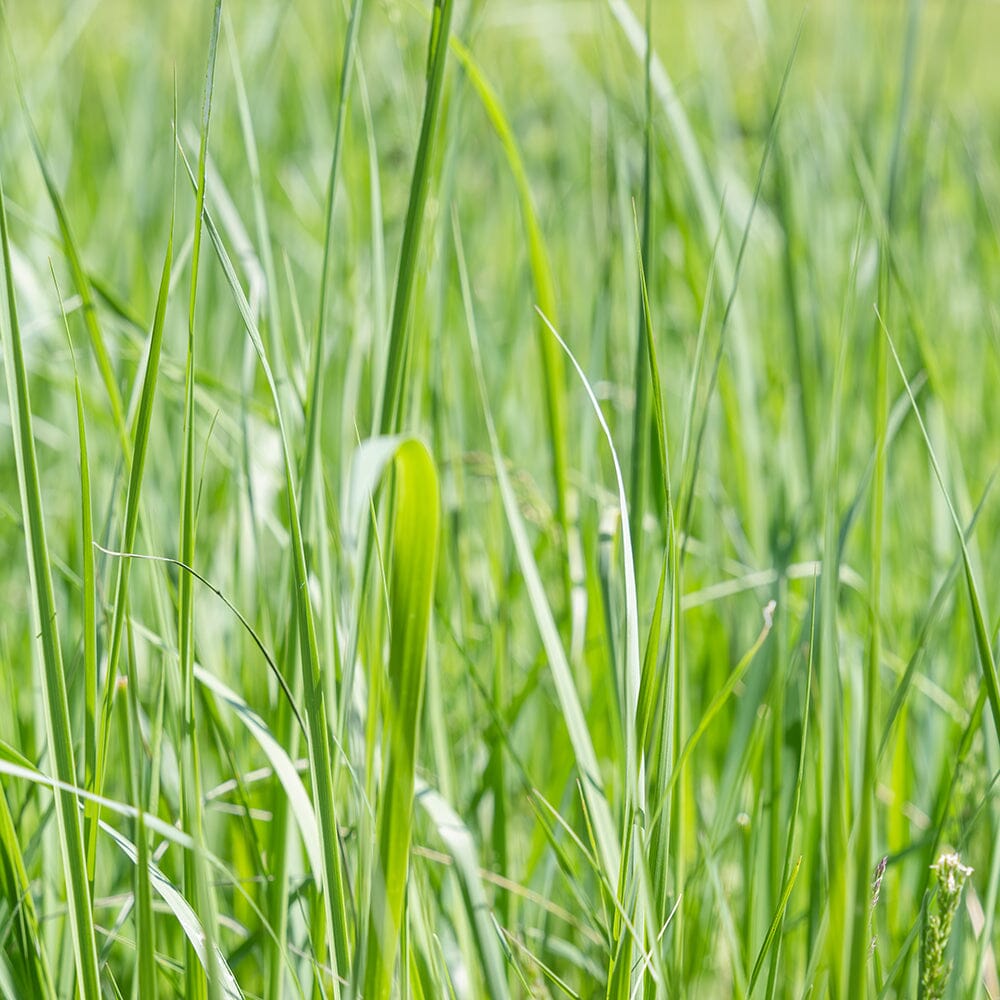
764 582 818 999
627 0 654 561
115 667 156 999
377 0 455 437
748 856 802 996
178 6 224 997
52 266 98 887
195 665 321 881
537 308 641 812
100 819 244 1000
350 437 439 1000
0 168 101 1000
533 306 644 993
663 602 776 801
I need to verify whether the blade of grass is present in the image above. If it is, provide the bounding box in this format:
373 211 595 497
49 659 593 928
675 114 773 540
627 0 654 564
763 579 818 999
376 0 454 438
115 670 156 1000
532 306 643 994
178 6 224 998
0 167 101 1000
748 856 802 995
52 263 97 878
347 437 439 1000
0 784 53 997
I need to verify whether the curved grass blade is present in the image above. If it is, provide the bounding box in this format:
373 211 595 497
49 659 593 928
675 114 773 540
415 781 510 1000
100 821 244 1000
194 665 321 882
346 437 439 1000
534 309 641 812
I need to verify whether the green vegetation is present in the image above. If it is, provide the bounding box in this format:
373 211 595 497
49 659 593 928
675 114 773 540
0 0 997 996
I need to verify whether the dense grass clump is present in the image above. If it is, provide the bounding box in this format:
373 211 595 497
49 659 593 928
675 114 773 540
0 1 997 996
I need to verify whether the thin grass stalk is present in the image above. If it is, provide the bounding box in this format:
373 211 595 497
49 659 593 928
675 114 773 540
628 0 654 565
179 5 224 997
849 4 922 990
55 267 98 895
376 0 454 438
763 582 818 998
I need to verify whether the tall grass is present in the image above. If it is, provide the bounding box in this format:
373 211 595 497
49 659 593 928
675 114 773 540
0 0 998 997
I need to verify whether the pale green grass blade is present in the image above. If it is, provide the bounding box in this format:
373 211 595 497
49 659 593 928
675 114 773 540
0 167 101 1000
194 666 321 881
52 266 97 876
178 6 224 997
14 103 128 453
350 437 439 1000
627 0 654 561
415 781 510 1000
100 820 244 1000
536 306 641 809
533 303 647 992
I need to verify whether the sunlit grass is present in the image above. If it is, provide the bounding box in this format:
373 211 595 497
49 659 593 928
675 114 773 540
0 0 997 997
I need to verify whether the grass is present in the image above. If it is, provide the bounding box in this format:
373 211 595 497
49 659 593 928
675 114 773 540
0 0 998 996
